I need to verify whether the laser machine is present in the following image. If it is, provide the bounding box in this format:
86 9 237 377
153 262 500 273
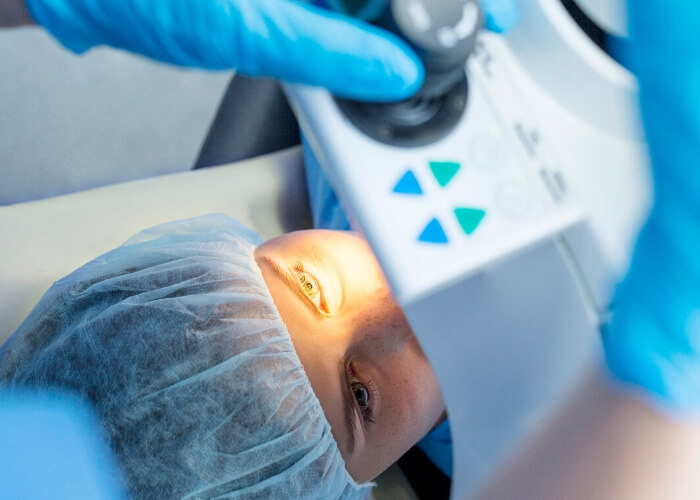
283 0 650 496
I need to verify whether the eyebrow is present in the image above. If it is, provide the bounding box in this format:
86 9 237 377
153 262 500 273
340 361 357 456
308 244 327 269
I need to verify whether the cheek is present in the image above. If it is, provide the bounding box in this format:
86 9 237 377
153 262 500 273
352 302 443 423
386 339 445 438
401 352 443 423
355 348 443 481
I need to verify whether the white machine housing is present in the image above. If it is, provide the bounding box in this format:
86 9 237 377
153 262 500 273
285 0 651 497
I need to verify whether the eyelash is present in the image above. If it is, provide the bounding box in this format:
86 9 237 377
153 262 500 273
349 364 378 426
293 259 328 314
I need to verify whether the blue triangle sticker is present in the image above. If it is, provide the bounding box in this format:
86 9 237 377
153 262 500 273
418 218 448 244
392 169 423 195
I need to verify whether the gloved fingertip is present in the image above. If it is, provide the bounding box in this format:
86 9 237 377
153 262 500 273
483 0 520 33
382 48 426 100
333 43 425 102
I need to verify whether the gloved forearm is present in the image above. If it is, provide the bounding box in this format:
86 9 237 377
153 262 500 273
603 1 700 413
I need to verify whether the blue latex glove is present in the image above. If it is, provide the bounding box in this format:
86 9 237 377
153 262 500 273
27 0 518 102
480 0 520 33
603 1 700 414
26 0 419 101
0 392 125 500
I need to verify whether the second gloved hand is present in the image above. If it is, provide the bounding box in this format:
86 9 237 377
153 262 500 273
26 0 518 102
603 0 700 414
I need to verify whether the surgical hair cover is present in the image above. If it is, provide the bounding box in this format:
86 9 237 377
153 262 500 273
0 214 371 499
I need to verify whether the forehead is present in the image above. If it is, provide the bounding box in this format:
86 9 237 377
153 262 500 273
265 229 388 283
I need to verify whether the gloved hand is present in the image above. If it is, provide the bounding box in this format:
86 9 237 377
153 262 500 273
26 0 518 101
0 392 125 499
603 0 700 414
480 0 520 33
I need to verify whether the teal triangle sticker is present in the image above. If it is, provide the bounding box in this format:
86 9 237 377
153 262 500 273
393 169 423 195
418 218 448 244
429 161 461 188
454 208 486 235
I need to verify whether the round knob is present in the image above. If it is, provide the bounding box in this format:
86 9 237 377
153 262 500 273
379 0 484 97
332 0 480 147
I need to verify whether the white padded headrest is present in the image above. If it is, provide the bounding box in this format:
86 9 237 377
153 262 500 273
0 147 305 345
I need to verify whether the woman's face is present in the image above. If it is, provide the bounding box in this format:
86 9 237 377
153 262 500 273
255 230 445 482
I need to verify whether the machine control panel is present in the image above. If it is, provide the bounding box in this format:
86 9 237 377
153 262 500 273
287 2 642 497
390 160 488 244
287 3 584 307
